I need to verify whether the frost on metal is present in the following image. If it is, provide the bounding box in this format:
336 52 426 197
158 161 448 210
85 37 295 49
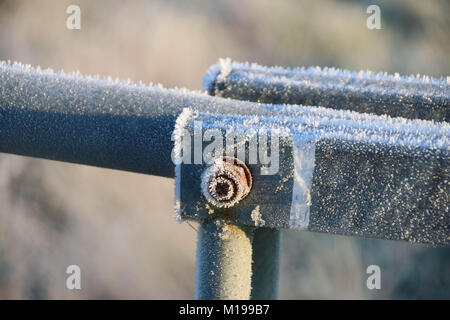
204 58 450 122
1 60 448 245
200 158 251 209
175 103 449 245
195 218 254 300
203 58 232 95
250 205 265 227
0 60 213 178
173 108 198 221
201 59 449 245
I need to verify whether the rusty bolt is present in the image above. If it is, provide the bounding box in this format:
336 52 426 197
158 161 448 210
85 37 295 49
201 157 252 208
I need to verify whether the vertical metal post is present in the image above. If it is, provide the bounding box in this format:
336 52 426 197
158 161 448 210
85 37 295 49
194 158 282 300
194 218 282 300
250 228 281 300
194 217 254 300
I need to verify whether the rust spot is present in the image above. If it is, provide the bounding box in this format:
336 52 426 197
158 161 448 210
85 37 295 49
201 157 252 208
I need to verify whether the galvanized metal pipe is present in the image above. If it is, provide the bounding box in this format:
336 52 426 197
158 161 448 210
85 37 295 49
199 60 449 298
204 59 449 122
194 217 254 300
0 61 293 178
2 61 449 246
0 62 185 177
250 228 281 300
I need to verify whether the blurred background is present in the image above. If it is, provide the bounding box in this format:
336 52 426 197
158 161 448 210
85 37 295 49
0 0 449 299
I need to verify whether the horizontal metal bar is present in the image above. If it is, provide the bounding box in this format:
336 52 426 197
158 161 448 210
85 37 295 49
0 62 187 177
176 108 449 246
0 61 290 178
2 61 448 245
7 60 445 178
204 59 450 122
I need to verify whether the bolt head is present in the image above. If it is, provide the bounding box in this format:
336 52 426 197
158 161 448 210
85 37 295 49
201 157 252 208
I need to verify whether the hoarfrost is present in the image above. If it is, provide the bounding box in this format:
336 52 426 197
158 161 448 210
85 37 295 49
204 58 449 122
250 206 265 227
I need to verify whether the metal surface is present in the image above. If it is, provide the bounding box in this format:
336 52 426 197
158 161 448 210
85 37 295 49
204 59 449 122
194 217 254 300
250 228 281 300
1 59 449 301
176 108 449 246
0 61 291 178
1 60 448 246
201 157 252 208
197 59 449 299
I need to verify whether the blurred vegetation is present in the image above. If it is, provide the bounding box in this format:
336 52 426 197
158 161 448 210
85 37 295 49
0 0 448 299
